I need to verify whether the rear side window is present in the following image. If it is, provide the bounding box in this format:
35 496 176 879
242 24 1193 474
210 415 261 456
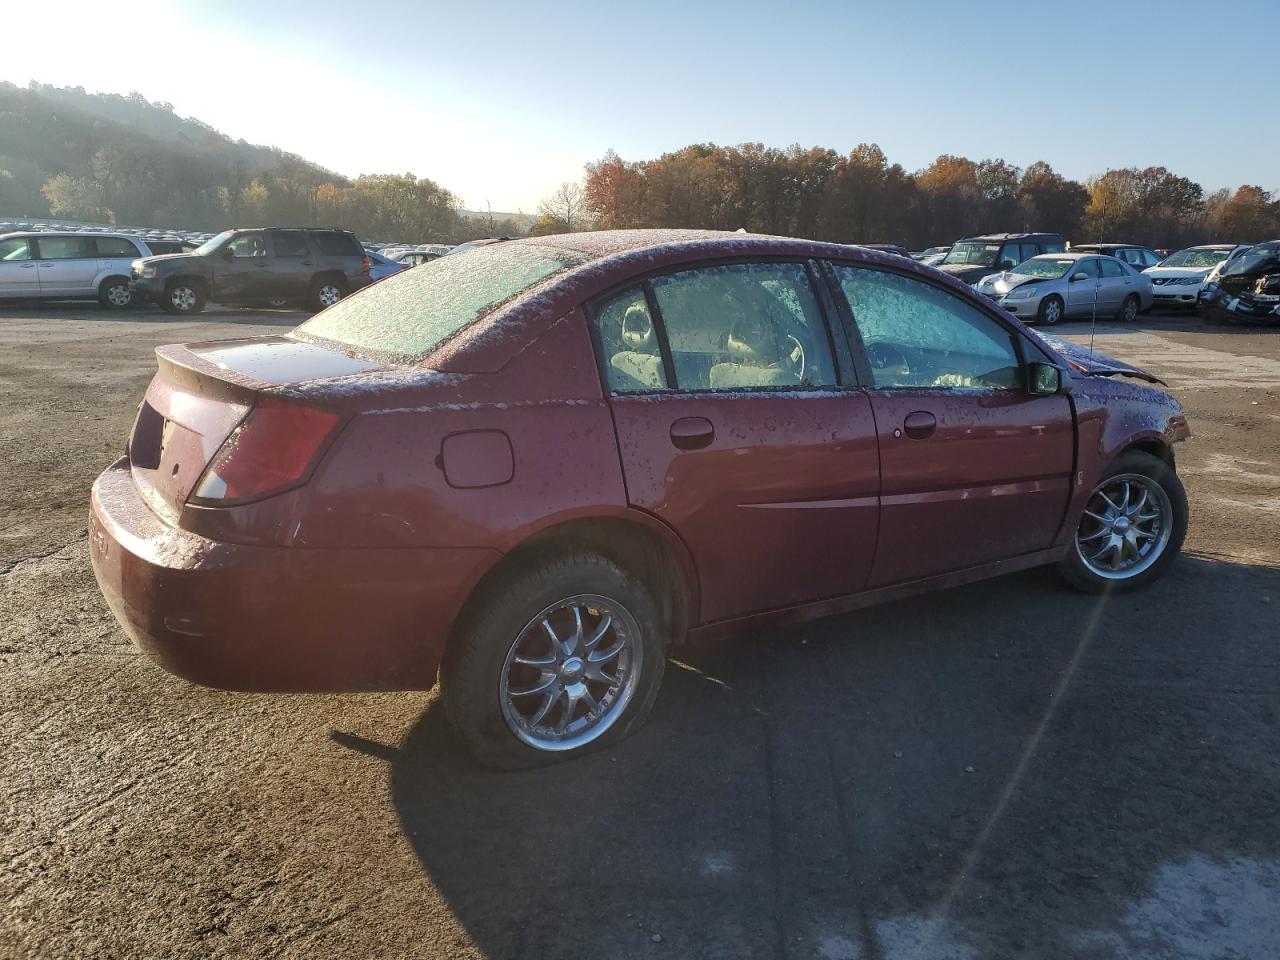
649 262 838 390
310 231 361 257
834 265 1021 391
95 237 140 258
1099 259 1126 278
593 286 670 394
296 243 581 362
0 237 32 261
271 231 311 257
36 236 95 259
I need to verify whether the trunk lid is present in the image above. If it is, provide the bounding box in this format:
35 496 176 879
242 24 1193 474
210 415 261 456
127 337 388 521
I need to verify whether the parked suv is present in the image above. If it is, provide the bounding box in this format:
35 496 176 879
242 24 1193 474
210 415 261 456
1069 243 1162 271
130 228 372 314
0 231 170 308
936 232 1067 284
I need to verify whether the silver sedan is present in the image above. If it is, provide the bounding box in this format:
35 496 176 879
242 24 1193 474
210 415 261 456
973 252 1154 325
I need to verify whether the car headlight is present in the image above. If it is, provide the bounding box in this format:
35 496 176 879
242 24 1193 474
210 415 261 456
1006 286 1037 300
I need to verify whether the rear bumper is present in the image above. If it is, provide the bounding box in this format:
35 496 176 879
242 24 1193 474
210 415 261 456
89 458 497 691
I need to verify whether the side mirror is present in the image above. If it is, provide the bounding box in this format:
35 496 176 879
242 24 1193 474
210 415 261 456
1028 362 1069 395
1070 271 1090 282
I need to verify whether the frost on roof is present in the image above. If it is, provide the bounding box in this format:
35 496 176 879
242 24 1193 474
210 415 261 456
293 243 584 363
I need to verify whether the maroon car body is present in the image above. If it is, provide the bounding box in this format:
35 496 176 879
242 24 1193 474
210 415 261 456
89 230 1190 760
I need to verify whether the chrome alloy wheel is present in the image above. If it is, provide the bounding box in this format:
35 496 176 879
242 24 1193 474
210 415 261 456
1075 473 1173 580
106 283 132 306
500 594 641 752
317 284 342 307
171 286 197 311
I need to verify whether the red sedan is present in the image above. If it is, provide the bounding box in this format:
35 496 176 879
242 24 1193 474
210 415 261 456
90 230 1191 767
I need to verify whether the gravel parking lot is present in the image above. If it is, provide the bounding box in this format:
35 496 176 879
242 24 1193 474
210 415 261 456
3 303 1279 959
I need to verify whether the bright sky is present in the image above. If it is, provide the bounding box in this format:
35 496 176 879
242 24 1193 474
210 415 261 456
6 0 1278 212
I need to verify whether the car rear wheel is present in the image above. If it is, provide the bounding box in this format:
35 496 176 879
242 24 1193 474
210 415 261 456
309 278 346 312
442 551 666 769
1118 294 1140 322
162 281 206 315
1038 295 1064 325
1057 450 1187 593
98 276 134 310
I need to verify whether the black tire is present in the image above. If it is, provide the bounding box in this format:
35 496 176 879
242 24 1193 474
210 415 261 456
161 280 206 315
98 276 134 310
1057 450 1188 594
442 551 667 770
1117 294 1140 322
1037 294 1064 325
309 277 347 312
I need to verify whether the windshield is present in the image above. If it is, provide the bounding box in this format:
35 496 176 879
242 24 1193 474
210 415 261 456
1223 243 1280 275
1162 248 1230 269
192 230 233 256
295 242 582 361
1011 258 1073 280
941 242 1000 267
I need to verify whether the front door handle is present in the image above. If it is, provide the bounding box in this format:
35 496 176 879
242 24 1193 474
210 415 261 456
256 262 269 269
670 417 715 450
903 411 937 440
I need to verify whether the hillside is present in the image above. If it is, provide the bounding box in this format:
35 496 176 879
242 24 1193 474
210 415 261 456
0 82 516 243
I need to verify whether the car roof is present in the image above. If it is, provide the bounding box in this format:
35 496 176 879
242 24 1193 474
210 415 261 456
0 230 142 241
957 232 1062 242
1071 243 1144 250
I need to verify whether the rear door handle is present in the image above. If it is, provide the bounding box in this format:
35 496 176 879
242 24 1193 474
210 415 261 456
670 417 715 450
903 411 937 440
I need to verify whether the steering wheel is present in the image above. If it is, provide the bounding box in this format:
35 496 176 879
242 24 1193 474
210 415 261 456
784 335 806 381
866 342 910 376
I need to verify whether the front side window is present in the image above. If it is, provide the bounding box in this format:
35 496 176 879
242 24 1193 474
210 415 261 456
227 233 267 258
650 262 837 391
270 231 310 258
1099 258 1126 278
1073 259 1100 279
0 237 32 261
593 286 670 394
833 265 1021 391
36 236 95 260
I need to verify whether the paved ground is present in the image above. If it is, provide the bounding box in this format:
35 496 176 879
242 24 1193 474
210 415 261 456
2 303 1279 959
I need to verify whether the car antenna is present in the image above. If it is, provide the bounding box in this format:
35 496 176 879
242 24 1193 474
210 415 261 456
1089 263 1098 354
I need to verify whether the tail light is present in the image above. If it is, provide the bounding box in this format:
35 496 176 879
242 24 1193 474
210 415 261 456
361 255 371 277
190 399 341 504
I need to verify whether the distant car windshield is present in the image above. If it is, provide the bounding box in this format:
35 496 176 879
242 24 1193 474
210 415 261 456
1013 258 1074 280
1223 243 1280 275
192 230 233 256
295 243 583 361
1162 248 1230 268
942 242 1000 267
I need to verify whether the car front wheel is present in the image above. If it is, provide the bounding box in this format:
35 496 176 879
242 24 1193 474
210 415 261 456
162 281 206 315
1038 295 1064 325
1058 450 1188 593
443 551 666 769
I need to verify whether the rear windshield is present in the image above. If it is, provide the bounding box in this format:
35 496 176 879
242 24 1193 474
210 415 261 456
294 243 582 361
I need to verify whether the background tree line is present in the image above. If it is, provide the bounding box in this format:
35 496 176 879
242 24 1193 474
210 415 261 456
0 82 522 242
571 144 1280 249
4 82 1278 248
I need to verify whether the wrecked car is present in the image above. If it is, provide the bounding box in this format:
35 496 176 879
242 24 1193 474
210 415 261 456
1200 241 1280 325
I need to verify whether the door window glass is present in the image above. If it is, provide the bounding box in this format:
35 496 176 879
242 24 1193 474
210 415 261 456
310 231 361 256
1099 258 1126 278
1021 243 1041 263
1073 259 1099 279
1042 238 1066 253
833 265 1021 391
36 236 95 259
0 237 32 261
94 237 140 258
593 286 670 393
270 231 310 257
227 233 267 258
650 262 837 391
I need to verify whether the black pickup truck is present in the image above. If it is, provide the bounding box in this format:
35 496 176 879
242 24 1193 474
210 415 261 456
131 227 372 314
